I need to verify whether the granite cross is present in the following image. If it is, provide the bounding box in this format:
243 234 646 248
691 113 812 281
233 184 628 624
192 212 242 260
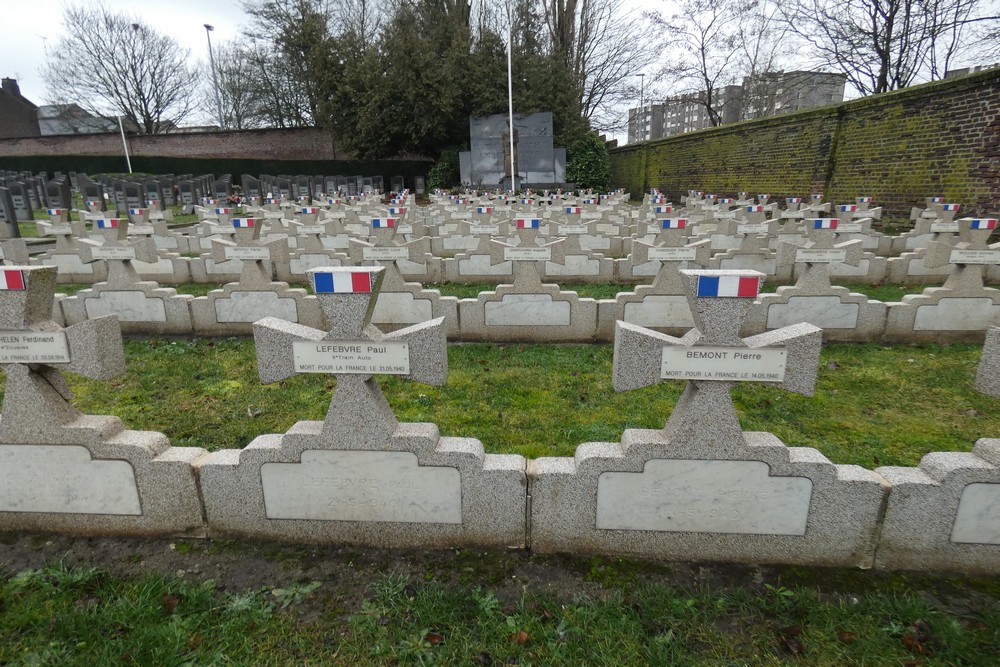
252 266 447 445
210 217 289 288
78 217 160 288
923 217 1000 292
489 218 566 290
782 218 863 292
0 265 126 443
348 217 431 292
631 218 712 291
613 269 822 455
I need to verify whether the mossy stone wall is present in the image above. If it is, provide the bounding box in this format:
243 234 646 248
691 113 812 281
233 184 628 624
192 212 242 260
610 68 1000 217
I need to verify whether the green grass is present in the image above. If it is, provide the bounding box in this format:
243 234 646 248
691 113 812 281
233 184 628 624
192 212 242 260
1 561 997 666
0 339 988 467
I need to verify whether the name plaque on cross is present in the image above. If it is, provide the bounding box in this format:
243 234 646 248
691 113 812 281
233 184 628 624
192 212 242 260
292 340 411 375
660 346 787 382
794 248 848 263
836 222 863 233
559 224 589 235
297 225 325 234
931 222 960 233
44 225 73 236
92 246 137 261
224 246 271 261
0 331 71 364
648 247 698 262
468 225 500 235
504 247 552 261
129 226 155 236
949 249 1000 264
737 223 769 235
362 246 410 261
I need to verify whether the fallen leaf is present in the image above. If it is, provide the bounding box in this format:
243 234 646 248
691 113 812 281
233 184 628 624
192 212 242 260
161 592 180 614
425 631 444 645
836 631 857 644
509 630 529 644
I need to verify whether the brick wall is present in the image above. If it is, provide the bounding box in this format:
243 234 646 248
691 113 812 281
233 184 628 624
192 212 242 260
610 68 1000 218
0 127 347 160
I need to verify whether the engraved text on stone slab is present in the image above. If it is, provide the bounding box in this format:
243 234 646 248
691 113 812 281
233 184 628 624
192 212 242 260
0 331 71 364
261 450 462 523
469 225 500 235
362 246 410 261
224 246 271 261
293 340 410 375
949 249 1000 265
795 248 848 263
648 247 697 262
596 459 811 534
92 246 137 261
661 346 786 382
0 445 141 514
558 224 589 235
951 483 1000 544
504 247 552 261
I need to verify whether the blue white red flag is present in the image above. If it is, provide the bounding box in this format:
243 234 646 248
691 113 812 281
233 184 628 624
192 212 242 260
696 275 759 298
313 271 373 293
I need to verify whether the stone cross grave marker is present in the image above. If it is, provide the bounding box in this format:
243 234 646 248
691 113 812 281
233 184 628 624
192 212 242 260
78 217 159 287
787 218 863 291
210 217 288 287
348 217 430 291
632 218 712 290
0 265 126 443
613 269 822 455
923 217 1000 292
489 218 566 290
253 266 447 446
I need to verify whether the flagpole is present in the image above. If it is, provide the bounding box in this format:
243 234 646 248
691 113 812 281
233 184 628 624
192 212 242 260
506 2 516 194
118 115 133 174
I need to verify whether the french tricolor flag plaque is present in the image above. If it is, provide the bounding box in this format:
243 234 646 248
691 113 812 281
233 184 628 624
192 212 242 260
300 207 318 214
661 218 686 229
696 274 760 298
565 207 581 214
654 206 672 214
129 208 146 215
516 218 540 229
372 218 395 228
46 208 62 215
215 208 232 215
96 218 120 229
747 205 763 213
312 270 374 294
476 207 493 214
943 204 961 211
838 204 857 213
232 218 255 228
0 269 25 290
970 219 998 230
813 218 839 229
388 207 406 215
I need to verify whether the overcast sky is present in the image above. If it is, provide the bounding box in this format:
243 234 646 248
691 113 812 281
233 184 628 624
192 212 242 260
2 0 252 105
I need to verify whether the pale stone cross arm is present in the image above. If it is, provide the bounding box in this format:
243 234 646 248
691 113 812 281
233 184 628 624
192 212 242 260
924 217 1000 291
488 219 566 290
210 217 289 287
0 265 126 443
778 218 863 291
348 217 429 266
77 217 159 287
253 266 447 445
733 219 779 254
612 269 822 453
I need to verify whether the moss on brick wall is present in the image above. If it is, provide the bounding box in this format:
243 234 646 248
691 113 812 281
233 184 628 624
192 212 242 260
611 69 1000 217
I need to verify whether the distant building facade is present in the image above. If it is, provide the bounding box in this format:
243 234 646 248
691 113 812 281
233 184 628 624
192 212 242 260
627 70 846 144
37 104 122 135
0 78 40 139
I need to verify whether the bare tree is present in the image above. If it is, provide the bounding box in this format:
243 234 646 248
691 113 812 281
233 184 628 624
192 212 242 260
204 41 269 130
540 0 658 132
783 0 999 95
41 3 198 134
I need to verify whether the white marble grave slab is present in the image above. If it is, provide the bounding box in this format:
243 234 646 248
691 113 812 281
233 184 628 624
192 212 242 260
204 258 244 274
458 255 512 276
291 254 345 274
373 291 433 324
545 256 600 276
85 291 168 322
0 445 141 514
767 296 860 329
485 294 571 326
631 259 660 277
951 483 1000 544
597 459 811 535
320 234 351 250
720 256 777 274
914 297 1000 331
827 259 871 278
215 291 298 323
579 236 611 251
623 295 695 329
261 450 462 523
42 254 95 275
444 235 478 251
131 258 177 277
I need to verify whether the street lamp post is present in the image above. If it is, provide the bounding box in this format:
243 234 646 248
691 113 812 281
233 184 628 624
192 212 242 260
204 24 224 130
